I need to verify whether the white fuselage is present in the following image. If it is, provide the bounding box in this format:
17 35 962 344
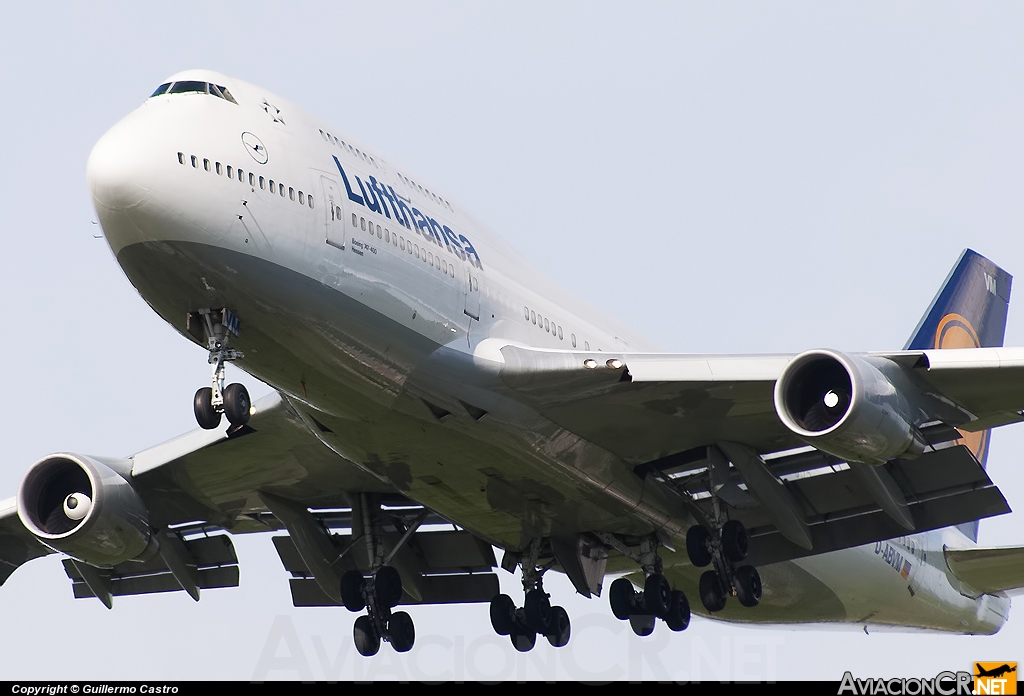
86 70 1010 635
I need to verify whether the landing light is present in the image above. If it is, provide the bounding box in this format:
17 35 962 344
584 359 598 369
606 359 623 369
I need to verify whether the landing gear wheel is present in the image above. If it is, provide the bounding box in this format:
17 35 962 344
665 590 691 632
628 614 655 637
489 594 516 636
524 588 552 633
389 611 415 652
644 573 672 618
194 387 221 430
546 605 571 648
353 615 380 657
699 570 727 613
721 519 749 563
509 625 536 652
609 577 635 620
340 570 365 612
374 565 403 608
735 565 763 608
223 383 251 425
686 525 713 567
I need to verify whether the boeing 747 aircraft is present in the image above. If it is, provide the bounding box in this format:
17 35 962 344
1 70 1023 657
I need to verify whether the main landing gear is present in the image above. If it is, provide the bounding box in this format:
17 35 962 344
599 535 691 636
188 308 251 430
489 540 571 652
338 493 419 657
340 565 415 656
686 518 762 612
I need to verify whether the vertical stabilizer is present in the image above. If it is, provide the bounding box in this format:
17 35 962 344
905 249 1012 541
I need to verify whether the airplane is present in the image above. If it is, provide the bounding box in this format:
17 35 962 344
1 68 1023 659
975 664 1017 679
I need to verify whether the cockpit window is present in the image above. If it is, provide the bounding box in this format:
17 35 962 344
151 81 239 104
167 80 208 95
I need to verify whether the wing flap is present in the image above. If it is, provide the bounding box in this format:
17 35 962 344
944 546 1024 596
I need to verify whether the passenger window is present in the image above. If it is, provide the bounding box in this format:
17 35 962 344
472 277 478 291
298 191 304 204
400 237 405 250
544 318 550 332
191 155 197 167
414 244 420 258
524 307 530 320
336 206 342 220
238 169 244 182
377 225 382 239
269 181 275 193
203 159 211 171
572 334 576 347
360 217 365 231
216 162 223 175
308 197 314 209
289 187 295 201
428 252 433 266
280 185 285 198
558 326 563 340
259 176 265 190
384 229 390 243
177 152 185 165
531 310 536 324
352 213 357 227
585 341 590 351
249 172 255 186
441 260 447 273
226 165 232 178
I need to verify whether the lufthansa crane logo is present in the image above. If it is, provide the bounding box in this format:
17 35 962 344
241 132 268 165
936 314 989 464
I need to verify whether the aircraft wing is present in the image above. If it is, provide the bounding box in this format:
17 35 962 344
0 392 498 608
497 344 1019 562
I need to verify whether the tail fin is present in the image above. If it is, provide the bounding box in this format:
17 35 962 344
906 249 1013 541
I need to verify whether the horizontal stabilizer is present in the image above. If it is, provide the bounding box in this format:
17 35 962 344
944 545 1024 596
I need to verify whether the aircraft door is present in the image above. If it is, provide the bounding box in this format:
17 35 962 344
320 176 346 251
464 270 481 321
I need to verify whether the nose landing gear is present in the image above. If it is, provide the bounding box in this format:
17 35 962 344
188 308 250 430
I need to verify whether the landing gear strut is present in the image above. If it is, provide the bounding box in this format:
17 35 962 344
598 533 691 636
687 517 762 613
188 308 250 430
489 539 572 651
339 493 420 657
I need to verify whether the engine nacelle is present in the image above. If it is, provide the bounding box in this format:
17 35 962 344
774 350 927 464
17 453 152 567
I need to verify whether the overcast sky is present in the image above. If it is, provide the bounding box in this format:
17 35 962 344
1 1 1023 681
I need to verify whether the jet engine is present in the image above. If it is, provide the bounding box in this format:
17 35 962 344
773 349 927 464
17 453 153 567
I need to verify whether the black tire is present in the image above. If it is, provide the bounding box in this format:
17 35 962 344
223 383 251 425
389 610 415 652
721 519 749 563
546 605 571 648
643 573 672 618
699 570 727 613
628 614 655 637
524 588 551 633
609 577 635 620
510 625 536 652
374 566 403 608
340 570 365 612
489 594 516 636
735 565 763 608
194 387 221 430
686 525 713 567
665 590 691 632
353 615 380 657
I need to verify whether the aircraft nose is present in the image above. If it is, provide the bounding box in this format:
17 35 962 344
86 112 155 211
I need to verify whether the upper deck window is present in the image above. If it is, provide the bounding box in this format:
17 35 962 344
152 81 238 104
